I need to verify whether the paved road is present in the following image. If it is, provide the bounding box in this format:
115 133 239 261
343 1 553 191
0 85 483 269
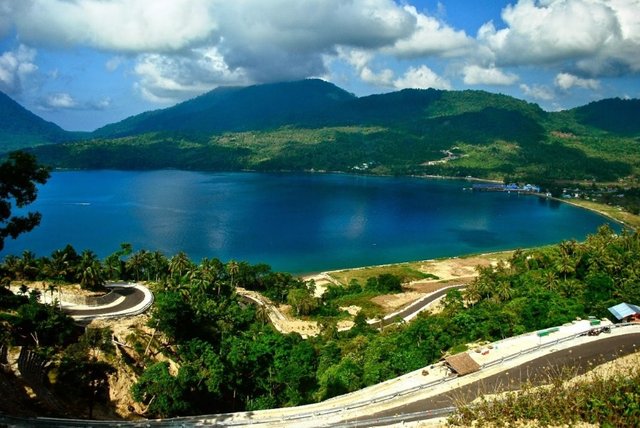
1 330 638 427
349 332 640 426
63 285 152 319
378 285 465 327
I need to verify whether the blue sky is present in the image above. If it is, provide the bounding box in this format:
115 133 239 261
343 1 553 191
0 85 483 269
1 0 639 131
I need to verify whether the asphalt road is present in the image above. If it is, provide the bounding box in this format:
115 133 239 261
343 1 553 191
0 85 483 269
379 285 465 327
63 286 146 317
349 332 640 425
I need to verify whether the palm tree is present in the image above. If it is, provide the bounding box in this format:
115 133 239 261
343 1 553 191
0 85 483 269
255 302 270 326
149 251 169 282
126 250 150 282
493 279 514 302
17 250 39 280
1 254 20 280
227 260 239 291
169 252 192 283
543 270 559 291
44 249 72 282
78 250 105 290
79 262 102 290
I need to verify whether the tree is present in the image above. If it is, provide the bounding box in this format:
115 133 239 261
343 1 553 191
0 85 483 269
287 287 318 316
0 151 50 251
131 361 191 418
55 328 115 418
78 250 105 290
169 251 193 283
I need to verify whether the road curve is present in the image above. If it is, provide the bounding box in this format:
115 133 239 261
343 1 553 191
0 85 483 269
0 328 638 427
351 332 640 426
63 284 153 320
377 285 465 327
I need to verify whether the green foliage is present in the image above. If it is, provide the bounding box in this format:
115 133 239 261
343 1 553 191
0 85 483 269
365 273 403 293
0 151 50 251
131 362 192 417
24 82 640 186
449 364 640 427
4 225 640 419
54 328 116 418
0 92 79 153
11 298 77 347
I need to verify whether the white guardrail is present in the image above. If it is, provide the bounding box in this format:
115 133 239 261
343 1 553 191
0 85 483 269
1 323 639 427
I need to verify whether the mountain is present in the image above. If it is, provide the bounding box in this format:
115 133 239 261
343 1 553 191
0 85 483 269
0 92 79 153
570 98 640 135
93 79 357 138
23 79 640 183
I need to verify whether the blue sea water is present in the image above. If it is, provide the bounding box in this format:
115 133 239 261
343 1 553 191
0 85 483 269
2 170 619 273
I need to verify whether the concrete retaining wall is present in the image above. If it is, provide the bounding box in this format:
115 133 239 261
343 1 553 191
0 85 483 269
60 289 120 306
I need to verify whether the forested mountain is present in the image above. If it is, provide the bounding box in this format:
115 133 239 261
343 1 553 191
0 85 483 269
92 79 357 137
570 98 640 135
0 92 80 153
2 79 639 183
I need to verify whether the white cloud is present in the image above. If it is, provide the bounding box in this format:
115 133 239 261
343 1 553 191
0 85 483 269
554 72 600 90
394 65 451 90
462 65 519 85
387 5 474 58
106 56 125 72
11 0 218 52
45 92 78 109
133 47 248 103
520 83 554 101
337 47 395 87
0 45 37 95
361 67 395 87
479 0 640 77
40 92 112 111
6 0 424 101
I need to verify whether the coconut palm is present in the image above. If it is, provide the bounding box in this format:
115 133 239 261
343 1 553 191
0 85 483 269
227 260 239 290
169 252 193 283
78 250 105 290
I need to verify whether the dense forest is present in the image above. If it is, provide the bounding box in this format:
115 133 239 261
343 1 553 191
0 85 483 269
1 225 639 418
0 80 635 187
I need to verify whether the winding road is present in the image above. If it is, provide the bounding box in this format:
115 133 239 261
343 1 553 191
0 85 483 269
351 332 640 426
62 283 154 320
376 284 465 327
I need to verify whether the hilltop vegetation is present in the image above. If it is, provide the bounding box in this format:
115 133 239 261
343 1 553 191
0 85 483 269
8 80 634 187
0 92 81 153
2 225 640 420
0 79 638 186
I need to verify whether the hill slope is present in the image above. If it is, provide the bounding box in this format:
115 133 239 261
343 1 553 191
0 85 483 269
16 79 640 183
93 79 357 137
0 92 78 153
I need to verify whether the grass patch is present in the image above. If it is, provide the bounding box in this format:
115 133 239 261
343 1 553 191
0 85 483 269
565 198 640 230
449 357 640 427
331 292 385 319
328 264 436 286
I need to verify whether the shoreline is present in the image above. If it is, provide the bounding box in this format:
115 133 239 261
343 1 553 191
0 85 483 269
28 169 640 278
300 193 638 281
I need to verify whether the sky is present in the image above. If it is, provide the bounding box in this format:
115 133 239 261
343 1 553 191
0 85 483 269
0 0 639 132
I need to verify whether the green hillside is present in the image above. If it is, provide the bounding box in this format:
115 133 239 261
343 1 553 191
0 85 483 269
92 79 357 137
0 92 80 153
4 79 638 184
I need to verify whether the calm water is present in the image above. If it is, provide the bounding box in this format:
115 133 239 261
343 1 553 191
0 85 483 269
3 170 618 273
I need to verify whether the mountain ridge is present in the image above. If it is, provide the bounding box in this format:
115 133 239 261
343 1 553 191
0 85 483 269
2 79 639 184
0 92 80 152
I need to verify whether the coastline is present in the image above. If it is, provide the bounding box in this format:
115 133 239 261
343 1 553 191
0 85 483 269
302 192 639 283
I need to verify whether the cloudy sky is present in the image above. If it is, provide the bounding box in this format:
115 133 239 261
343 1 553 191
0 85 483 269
1 0 639 131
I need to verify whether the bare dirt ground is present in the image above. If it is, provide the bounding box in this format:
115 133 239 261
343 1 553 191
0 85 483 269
362 253 507 313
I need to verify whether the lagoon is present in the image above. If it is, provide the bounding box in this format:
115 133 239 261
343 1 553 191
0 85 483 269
3 170 618 273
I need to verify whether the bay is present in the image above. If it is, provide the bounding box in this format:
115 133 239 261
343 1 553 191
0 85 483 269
3 170 619 274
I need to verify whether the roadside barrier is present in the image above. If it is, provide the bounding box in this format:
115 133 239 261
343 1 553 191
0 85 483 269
2 322 638 427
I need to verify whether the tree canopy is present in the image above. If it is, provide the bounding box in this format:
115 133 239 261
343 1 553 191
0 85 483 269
0 151 50 251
